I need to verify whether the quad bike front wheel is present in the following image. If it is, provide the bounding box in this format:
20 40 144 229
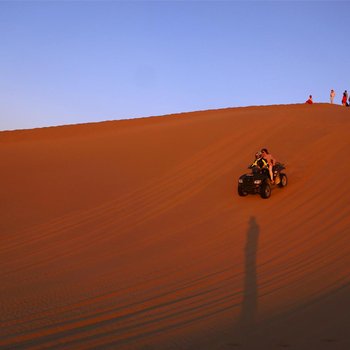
260 182 271 199
238 185 248 197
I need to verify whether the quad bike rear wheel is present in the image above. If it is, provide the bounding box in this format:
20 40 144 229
278 174 288 188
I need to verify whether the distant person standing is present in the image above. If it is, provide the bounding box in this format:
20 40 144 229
305 95 313 104
330 89 335 104
342 92 347 106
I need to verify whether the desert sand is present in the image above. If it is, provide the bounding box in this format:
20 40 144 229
1 103 350 349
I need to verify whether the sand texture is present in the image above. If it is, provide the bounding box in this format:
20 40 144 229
1 104 350 349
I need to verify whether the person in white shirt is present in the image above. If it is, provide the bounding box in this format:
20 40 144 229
261 148 276 183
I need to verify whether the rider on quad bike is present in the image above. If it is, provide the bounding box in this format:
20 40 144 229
251 151 268 169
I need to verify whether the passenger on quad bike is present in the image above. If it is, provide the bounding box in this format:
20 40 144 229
261 148 276 183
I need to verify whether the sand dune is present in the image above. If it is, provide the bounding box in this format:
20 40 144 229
1 104 350 349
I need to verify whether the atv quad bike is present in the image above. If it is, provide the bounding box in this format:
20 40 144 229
238 162 287 199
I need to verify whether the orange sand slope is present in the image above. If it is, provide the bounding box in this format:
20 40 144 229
1 104 350 349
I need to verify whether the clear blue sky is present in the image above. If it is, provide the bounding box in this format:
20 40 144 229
1 1 349 131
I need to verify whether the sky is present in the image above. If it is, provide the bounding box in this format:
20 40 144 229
1 0 350 131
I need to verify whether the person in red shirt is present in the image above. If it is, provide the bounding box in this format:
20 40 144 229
305 95 313 104
342 92 347 106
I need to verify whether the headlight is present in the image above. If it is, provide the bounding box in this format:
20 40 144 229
238 179 243 184
254 180 262 185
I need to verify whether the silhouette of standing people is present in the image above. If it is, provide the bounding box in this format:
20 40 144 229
239 217 259 328
330 89 335 104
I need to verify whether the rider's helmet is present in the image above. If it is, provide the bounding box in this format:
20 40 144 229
255 151 262 159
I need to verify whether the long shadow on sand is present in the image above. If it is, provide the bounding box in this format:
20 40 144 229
238 216 260 330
